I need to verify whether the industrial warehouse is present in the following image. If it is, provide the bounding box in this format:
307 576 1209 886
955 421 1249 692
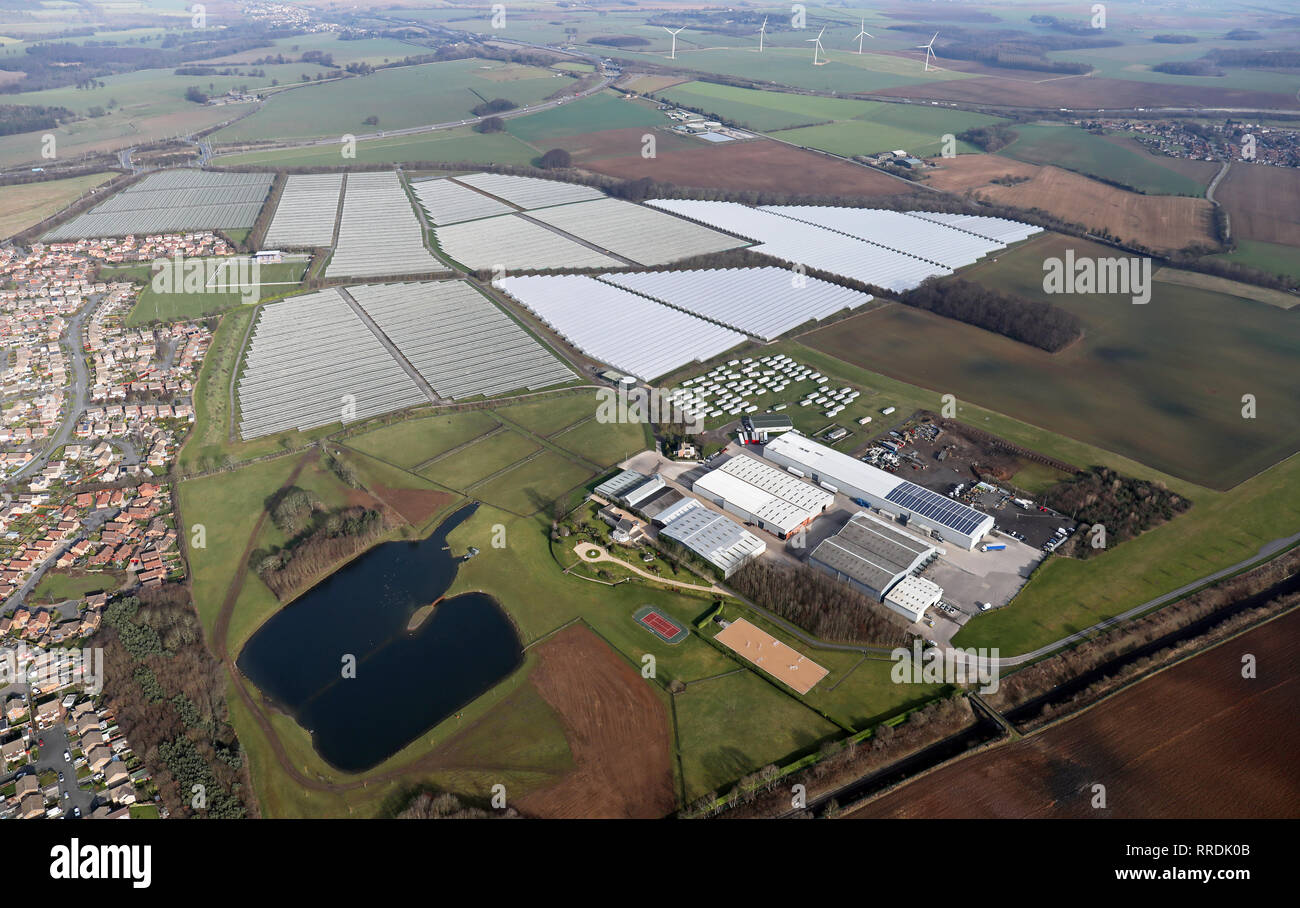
809 511 943 623
762 431 996 550
691 454 833 539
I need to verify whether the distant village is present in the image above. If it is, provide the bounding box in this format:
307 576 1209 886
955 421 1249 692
0 232 220 820
1085 118 1300 168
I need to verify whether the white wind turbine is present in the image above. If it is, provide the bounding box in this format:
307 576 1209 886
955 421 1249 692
663 26 685 60
758 16 768 53
917 32 939 71
854 19 874 54
808 25 827 66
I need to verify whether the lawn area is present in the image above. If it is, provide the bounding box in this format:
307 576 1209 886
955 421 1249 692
178 453 301 636
674 668 839 802
418 430 540 489
492 391 600 437
656 81 869 131
472 450 595 515
802 233 1300 490
30 570 120 603
999 124 1207 196
215 59 563 142
505 91 665 143
124 260 307 326
0 172 115 240
550 417 648 469
214 126 538 167
345 409 502 469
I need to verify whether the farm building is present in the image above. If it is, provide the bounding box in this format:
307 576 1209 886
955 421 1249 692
763 432 995 550
658 500 766 578
809 511 939 621
691 454 832 539
595 469 651 502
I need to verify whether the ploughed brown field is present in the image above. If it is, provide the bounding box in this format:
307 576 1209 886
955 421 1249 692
849 607 1300 819
515 624 676 819
923 154 1215 252
873 76 1294 113
1217 162 1300 247
580 137 904 198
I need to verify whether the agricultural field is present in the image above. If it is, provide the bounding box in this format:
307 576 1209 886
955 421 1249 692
997 125 1210 197
803 232 1300 490
212 126 539 168
777 102 1003 158
581 135 904 197
214 59 565 142
1215 162 1300 248
0 172 116 240
505 91 666 143
923 155 1216 252
1205 239 1300 284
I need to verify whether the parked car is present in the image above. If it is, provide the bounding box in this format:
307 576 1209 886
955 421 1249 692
63 751 71 762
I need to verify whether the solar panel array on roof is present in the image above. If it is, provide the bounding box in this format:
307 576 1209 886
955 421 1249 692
324 172 442 278
884 481 989 536
434 214 621 271
410 177 514 225
263 174 343 248
45 170 274 240
237 289 427 439
645 199 948 293
526 198 748 266
763 205 1009 270
903 211 1041 245
348 280 573 399
455 172 605 209
493 274 746 381
599 267 871 341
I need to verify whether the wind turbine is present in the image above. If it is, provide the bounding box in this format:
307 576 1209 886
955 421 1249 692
663 26 685 60
807 25 827 66
917 32 939 72
758 16 768 53
854 19 874 55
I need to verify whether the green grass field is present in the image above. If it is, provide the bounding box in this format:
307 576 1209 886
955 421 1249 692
419 430 541 489
549 417 647 469
492 392 600 436
345 410 503 469
215 59 563 142
472 450 595 515
1206 239 1300 283
213 125 539 167
122 260 307 326
0 172 115 241
999 124 1209 197
30 570 120 603
803 233 1300 490
505 91 666 143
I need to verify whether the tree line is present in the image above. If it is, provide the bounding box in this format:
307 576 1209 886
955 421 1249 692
903 277 1085 353
727 560 910 647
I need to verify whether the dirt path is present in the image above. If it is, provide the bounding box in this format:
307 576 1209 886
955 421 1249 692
572 542 725 593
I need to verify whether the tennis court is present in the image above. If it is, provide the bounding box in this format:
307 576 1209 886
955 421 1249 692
634 605 688 644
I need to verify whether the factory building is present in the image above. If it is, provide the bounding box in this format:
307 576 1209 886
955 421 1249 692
594 469 663 508
659 501 766 578
763 432 995 550
691 454 833 539
809 511 940 622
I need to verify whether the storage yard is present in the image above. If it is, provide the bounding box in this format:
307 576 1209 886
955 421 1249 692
324 171 442 278
494 274 746 381
348 280 574 399
526 197 748 266
262 174 344 248
601 267 872 341
434 214 622 271
44 170 273 240
237 288 428 439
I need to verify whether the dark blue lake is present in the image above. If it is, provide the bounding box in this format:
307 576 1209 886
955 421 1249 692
236 503 522 772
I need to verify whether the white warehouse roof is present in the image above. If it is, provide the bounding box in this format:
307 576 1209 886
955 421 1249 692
693 454 833 537
659 501 766 578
